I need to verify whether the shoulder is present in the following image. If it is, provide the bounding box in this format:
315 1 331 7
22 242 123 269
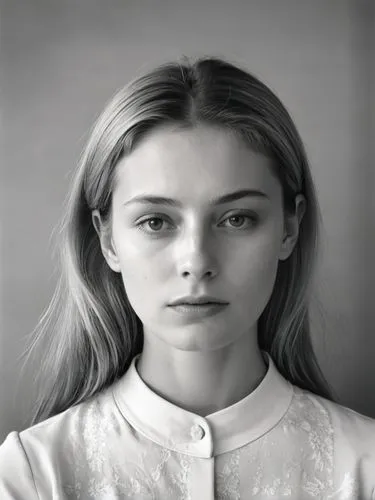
0 384 117 497
19 384 116 451
0 431 38 498
290 385 375 452
283 386 375 498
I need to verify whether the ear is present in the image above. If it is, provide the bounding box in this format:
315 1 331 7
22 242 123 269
279 194 306 261
92 209 121 273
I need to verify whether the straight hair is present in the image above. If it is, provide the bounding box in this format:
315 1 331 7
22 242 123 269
20 56 334 426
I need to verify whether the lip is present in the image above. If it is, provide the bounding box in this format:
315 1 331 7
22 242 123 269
168 295 229 306
168 303 228 319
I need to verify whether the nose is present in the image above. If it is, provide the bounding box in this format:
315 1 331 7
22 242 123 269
176 224 218 282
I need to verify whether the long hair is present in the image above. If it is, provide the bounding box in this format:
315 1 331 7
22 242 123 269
20 56 334 426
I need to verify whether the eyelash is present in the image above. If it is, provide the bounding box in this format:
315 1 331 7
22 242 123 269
135 212 259 235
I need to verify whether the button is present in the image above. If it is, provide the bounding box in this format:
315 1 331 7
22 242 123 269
190 423 205 441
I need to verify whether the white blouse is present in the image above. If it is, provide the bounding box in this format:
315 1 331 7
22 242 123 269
0 352 374 499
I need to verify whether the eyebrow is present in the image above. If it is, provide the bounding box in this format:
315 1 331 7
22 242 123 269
122 189 269 208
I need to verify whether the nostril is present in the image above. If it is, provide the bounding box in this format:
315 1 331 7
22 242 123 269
181 270 214 278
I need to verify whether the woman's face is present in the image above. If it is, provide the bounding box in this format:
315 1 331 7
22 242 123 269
96 124 299 352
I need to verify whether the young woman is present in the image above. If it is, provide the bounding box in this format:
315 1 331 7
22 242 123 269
0 56 374 499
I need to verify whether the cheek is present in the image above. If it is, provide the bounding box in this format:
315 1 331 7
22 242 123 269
113 238 168 310
117 255 154 292
116 260 157 320
228 235 281 299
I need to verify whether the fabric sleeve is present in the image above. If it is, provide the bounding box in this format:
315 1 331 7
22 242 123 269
0 431 39 499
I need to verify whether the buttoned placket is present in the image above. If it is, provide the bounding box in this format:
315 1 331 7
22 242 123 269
112 352 293 499
187 419 215 499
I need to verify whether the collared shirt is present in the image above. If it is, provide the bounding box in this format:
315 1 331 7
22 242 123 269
0 352 374 499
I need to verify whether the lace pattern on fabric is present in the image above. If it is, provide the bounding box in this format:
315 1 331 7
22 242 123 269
214 388 356 499
60 387 358 499
62 396 193 499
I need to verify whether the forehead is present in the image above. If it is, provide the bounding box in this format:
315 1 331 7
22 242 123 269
113 125 282 204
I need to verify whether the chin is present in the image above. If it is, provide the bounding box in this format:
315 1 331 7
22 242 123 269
161 324 237 352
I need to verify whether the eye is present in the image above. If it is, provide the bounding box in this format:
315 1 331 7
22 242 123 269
136 216 173 233
220 212 258 229
135 211 259 235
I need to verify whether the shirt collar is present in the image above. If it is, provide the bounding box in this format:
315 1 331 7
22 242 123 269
112 351 293 458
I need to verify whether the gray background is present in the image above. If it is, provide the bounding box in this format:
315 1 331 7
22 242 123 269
1 0 374 442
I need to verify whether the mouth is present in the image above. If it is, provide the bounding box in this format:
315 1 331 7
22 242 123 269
168 302 228 318
170 302 224 306
168 296 229 307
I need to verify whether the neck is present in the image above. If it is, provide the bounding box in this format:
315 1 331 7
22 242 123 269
137 327 267 417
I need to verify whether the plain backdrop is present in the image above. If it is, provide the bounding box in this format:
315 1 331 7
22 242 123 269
1 0 374 442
